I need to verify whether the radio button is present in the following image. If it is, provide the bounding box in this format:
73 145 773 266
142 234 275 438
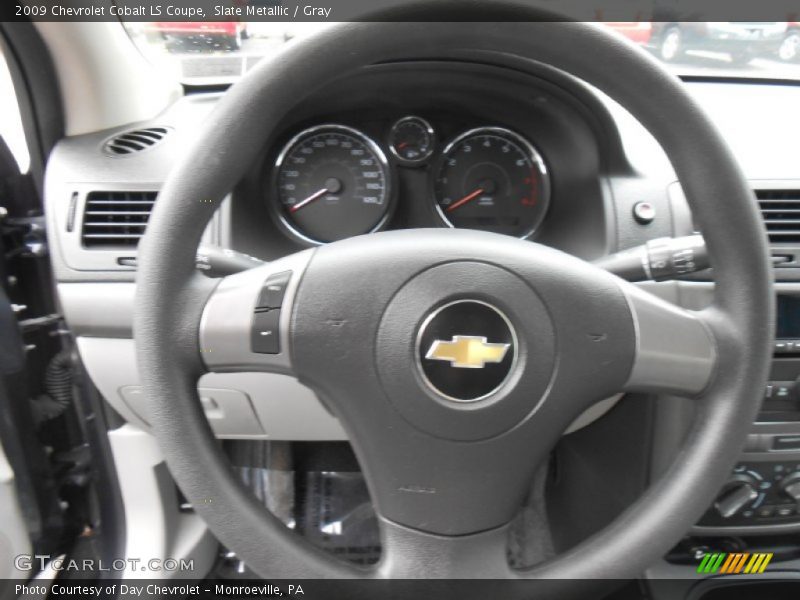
756 506 775 518
764 381 796 401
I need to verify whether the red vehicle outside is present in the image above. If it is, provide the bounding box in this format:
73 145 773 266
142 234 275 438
605 22 654 45
144 21 248 51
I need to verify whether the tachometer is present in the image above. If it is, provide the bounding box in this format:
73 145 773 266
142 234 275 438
433 127 550 238
275 125 391 244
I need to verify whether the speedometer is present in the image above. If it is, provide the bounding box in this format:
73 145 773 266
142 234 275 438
274 125 391 244
433 127 550 238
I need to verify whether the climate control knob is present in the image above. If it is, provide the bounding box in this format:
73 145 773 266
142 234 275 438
779 472 800 504
714 474 760 519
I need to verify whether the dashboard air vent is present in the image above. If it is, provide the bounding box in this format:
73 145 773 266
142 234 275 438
757 190 800 244
103 127 170 156
81 191 156 248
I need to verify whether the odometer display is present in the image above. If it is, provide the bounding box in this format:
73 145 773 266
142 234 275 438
433 127 550 238
275 125 391 244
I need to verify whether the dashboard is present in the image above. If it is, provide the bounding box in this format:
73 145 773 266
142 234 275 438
43 52 800 589
270 120 550 244
227 61 614 263
43 57 800 440
44 58 640 445
45 56 773 438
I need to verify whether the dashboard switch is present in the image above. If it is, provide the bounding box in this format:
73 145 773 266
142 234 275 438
257 271 292 310
632 201 656 224
251 310 281 354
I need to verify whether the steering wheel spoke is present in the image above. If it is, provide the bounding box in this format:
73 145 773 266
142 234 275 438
198 250 313 375
376 517 515 578
620 283 718 397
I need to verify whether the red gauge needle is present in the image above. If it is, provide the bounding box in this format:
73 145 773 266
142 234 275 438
446 188 485 213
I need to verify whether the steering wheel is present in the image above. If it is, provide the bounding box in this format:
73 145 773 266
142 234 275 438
133 12 773 589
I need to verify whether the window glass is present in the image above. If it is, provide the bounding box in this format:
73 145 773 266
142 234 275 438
0 50 30 173
123 21 800 86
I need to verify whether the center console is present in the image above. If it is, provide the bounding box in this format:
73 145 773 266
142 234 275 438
646 288 800 598
694 293 800 532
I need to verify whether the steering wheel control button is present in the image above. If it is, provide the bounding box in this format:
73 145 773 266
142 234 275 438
256 271 292 310
251 310 281 354
251 270 293 354
417 300 517 402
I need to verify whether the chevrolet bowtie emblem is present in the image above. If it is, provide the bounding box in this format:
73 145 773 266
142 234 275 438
425 336 511 369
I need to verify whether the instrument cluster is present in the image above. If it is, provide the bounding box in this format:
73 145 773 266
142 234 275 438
270 117 551 245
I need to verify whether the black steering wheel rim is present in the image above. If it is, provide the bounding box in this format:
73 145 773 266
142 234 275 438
134 12 773 587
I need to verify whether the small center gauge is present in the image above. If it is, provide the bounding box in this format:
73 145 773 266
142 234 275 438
389 116 435 165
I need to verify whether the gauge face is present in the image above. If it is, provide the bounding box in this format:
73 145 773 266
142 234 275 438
275 125 391 244
389 116 435 164
433 127 550 238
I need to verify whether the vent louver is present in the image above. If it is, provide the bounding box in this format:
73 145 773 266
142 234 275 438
757 190 800 244
81 191 156 248
103 127 170 156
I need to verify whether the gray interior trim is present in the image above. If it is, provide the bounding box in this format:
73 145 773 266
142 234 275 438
35 21 181 136
623 284 717 396
45 180 226 273
77 337 346 440
107 425 218 579
0 439 32 579
199 251 313 374
59 283 136 337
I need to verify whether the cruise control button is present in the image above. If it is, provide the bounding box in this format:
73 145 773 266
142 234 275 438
252 310 281 354
257 271 292 310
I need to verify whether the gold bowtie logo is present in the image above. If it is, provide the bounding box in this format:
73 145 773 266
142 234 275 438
425 336 511 369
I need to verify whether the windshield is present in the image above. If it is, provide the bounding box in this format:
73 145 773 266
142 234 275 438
123 22 800 85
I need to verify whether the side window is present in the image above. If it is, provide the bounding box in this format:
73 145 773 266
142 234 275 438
0 48 30 174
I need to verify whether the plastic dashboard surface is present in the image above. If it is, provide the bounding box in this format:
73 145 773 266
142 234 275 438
45 57 800 441
234 61 614 263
